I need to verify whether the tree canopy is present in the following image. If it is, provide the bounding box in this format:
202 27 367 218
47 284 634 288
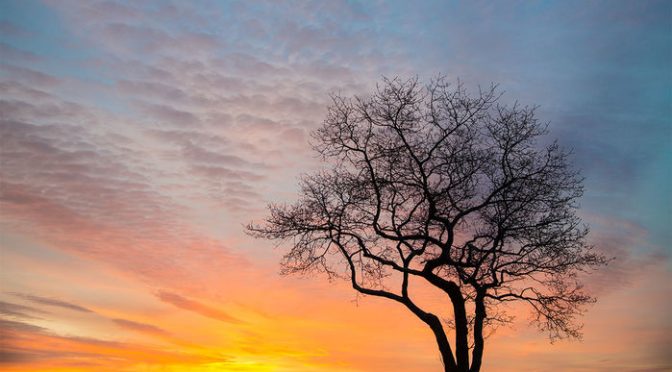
247 77 606 372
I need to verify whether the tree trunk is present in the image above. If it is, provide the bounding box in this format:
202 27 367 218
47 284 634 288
425 314 459 372
470 292 486 372
450 293 470 372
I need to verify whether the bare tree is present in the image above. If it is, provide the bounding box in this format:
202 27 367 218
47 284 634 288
247 77 606 372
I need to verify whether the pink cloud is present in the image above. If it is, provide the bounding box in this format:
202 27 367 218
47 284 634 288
156 291 241 324
111 318 169 336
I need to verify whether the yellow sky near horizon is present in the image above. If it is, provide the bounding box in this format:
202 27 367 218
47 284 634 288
1 225 670 371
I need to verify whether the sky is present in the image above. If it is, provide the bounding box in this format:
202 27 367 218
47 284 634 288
0 0 670 371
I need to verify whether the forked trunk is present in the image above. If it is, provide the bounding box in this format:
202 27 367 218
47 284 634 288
428 317 479 372
425 315 458 372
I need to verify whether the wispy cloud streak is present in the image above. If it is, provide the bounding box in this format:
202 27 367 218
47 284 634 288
156 291 240 324
10 293 93 313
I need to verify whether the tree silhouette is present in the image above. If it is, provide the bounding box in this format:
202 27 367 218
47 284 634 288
247 77 606 372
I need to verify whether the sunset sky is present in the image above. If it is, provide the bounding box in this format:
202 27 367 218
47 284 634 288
1 1 670 371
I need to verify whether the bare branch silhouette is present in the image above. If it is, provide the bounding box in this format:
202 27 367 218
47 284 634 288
247 76 607 372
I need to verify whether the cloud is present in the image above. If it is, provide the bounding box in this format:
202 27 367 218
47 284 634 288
0 42 40 63
0 64 60 87
156 291 241 323
0 318 48 334
2 1 668 370
10 293 94 313
111 319 169 336
135 101 201 127
180 142 261 169
116 79 191 102
0 118 178 237
0 301 48 320
579 214 671 296
0 81 53 100
0 111 240 288
0 318 231 368
0 20 31 37
98 22 209 56
10 1 381 226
